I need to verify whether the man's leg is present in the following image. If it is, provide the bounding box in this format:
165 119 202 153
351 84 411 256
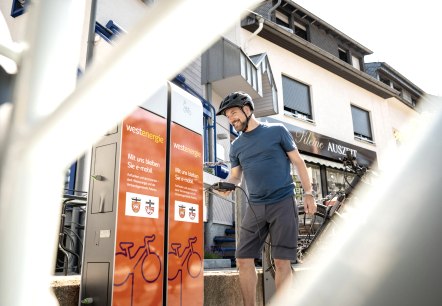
237 258 257 306
274 259 293 290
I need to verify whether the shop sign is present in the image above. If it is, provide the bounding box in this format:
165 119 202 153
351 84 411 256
261 117 377 167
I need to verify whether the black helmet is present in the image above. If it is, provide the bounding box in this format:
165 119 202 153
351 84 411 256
216 91 254 116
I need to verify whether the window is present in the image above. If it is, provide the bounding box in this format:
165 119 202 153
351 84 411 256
326 168 354 196
379 75 390 86
293 21 308 40
292 163 321 201
392 83 401 92
275 11 290 28
282 75 313 121
351 105 373 142
338 48 349 63
402 90 412 103
351 55 361 70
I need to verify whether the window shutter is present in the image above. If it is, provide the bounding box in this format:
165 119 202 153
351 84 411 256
282 76 311 116
351 106 372 138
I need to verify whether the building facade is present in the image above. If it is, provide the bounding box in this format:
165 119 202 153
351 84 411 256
1 0 428 262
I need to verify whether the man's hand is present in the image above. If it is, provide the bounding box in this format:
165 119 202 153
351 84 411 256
211 182 236 197
215 189 234 197
303 195 317 215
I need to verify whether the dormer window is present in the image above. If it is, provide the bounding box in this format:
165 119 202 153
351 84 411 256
379 75 390 86
275 11 290 28
275 10 309 41
351 55 361 70
294 21 308 40
338 48 349 63
402 90 412 103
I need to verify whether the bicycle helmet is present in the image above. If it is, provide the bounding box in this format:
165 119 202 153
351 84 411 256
216 91 254 116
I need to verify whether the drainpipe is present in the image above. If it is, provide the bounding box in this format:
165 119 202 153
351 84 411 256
268 0 282 20
85 0 98 66
244 14 264 54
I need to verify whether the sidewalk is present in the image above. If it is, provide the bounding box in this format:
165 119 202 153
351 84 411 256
51 265 312 305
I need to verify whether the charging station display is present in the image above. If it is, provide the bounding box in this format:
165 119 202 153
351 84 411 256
167 121 204 306
113 107 167 306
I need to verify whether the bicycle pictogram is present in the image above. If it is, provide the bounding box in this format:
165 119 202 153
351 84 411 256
168 236 202 305
168 236 202 280
114 234 162 287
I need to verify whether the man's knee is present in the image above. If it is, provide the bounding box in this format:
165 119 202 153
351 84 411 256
273 259 291 271
237 258 255 269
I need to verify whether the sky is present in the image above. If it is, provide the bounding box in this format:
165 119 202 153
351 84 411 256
293 0 441 96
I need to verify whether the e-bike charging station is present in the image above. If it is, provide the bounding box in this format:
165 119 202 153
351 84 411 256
80 82 204 306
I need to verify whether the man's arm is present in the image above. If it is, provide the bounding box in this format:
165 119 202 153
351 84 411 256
226 165 243 186
287 149 317 215
215 165 242 197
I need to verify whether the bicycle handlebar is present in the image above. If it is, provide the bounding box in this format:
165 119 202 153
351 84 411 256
342 150 367 177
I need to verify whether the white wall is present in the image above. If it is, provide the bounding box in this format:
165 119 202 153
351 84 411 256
238 28 420 171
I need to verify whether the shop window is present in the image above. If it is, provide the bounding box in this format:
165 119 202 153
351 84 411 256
326 168 354 197
307 164 322 198
292 163 321 202
282 75 313 122
351 105 373 143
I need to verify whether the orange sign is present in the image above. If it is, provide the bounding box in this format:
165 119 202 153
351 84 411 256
167 122 204 306
113 107 167 306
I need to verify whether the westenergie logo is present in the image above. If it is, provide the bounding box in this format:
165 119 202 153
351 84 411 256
126 124 164 144
173 143 201 158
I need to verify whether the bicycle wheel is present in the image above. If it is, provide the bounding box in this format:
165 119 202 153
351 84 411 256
114 253 132 286
141 252 162 283
187 252 202 278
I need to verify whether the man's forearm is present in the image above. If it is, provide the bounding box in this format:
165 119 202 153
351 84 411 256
297 164 312 193
291 157 312 193
226 176 242 186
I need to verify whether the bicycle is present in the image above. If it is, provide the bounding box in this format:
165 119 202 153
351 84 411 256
56 193 87 275
264 151 369 278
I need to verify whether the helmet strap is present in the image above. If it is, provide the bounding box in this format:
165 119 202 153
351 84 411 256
240 107 252 132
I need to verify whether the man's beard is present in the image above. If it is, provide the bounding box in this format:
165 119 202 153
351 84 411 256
233 119 247 132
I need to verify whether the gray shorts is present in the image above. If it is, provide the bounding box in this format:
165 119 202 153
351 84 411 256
236 196 298 260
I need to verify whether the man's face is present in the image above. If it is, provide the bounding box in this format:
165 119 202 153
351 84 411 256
225 107 247 132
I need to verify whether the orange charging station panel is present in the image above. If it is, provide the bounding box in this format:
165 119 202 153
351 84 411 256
113 105 167 306
80 82 204 306
167 87 204 306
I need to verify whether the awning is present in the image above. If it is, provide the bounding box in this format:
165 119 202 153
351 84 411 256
300 154 345 170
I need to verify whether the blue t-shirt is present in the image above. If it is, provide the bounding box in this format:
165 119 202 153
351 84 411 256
229 123 297 204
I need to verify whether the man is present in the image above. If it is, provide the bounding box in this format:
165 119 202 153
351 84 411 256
215 91 317 306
